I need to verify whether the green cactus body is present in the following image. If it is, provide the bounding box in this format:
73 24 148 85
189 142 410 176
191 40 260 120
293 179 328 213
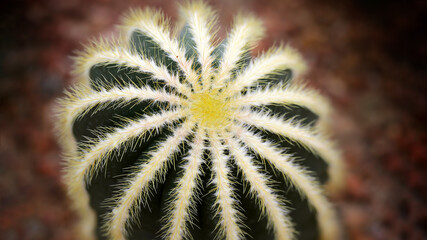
56 2 343 240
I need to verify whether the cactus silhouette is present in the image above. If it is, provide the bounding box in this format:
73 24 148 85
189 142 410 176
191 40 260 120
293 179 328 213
56 1 343 240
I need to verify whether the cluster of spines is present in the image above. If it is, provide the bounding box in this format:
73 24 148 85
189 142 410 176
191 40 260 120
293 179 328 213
55 1 343 240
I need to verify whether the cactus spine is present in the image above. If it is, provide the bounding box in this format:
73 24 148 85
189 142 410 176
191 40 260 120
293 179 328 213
56 1 343 240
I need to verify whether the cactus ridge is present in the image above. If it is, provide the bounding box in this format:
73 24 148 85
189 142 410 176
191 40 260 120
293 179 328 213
56 1 343 240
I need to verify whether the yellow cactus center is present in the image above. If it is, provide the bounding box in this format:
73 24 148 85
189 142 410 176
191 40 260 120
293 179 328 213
190 90 230 128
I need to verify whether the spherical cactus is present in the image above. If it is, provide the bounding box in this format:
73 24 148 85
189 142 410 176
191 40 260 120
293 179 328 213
55 1 344 240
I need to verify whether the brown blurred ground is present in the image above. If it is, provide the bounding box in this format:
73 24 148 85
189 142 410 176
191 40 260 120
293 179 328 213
0 0 426 239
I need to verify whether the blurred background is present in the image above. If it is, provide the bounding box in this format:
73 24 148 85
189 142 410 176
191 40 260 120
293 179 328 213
0 0 425 239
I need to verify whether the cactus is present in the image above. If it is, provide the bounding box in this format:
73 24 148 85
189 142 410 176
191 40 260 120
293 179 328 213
55 1 343 240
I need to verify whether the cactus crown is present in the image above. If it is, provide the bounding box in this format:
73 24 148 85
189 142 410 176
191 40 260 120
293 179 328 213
56 1 343 240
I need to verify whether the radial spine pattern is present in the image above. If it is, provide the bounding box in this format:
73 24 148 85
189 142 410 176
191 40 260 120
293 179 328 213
56 1 343 240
